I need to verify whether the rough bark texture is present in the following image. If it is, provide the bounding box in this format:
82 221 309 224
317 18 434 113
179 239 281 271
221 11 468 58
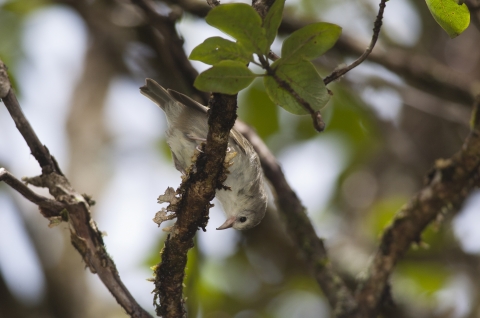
154 93 237 317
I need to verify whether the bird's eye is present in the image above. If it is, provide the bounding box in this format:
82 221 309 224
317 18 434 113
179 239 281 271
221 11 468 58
239 217 247 223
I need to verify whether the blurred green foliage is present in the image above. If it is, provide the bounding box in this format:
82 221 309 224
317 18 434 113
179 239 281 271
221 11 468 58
396 261 451 295
156 136 174 164
325 84 380 154
239 79 279 140
365 196 407 238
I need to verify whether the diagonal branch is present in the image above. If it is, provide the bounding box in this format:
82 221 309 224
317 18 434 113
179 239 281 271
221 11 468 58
0 60 152 318
355 96 480 317
323 0 387 85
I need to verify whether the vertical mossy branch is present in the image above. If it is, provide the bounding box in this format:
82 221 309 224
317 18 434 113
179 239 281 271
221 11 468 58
153 90 238 317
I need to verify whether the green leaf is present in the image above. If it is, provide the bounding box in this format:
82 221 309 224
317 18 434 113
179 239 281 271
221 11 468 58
263 0 285 48
205 3 268 54
194 61 257 94
189 37 253 65
264 59 330 115
281 22 342 63
425 0 470 38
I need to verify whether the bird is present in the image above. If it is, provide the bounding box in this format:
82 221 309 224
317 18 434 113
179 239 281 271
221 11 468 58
140 79 267 230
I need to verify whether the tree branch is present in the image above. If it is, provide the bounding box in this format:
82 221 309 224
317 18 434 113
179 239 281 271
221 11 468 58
0 168 65 218
355 96 480 317
0 60 152 318
152 93 237 317
323 0 387 85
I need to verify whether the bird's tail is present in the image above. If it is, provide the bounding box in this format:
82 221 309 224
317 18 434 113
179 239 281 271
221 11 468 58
140 78 176 111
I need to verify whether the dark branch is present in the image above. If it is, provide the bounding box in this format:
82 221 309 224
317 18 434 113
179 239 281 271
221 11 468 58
355 96 480 317
323 0 387 85
153 94 237 318
0 60 152 318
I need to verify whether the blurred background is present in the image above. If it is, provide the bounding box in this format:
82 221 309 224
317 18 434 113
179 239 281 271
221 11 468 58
1 0 480 317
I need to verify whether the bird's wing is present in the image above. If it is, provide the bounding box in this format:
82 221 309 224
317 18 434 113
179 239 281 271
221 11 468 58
229 128 249 154
168 88 248 155
167 89 209 114
140 79 175 111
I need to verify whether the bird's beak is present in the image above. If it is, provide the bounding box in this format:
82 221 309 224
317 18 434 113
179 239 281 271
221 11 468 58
216 216 236 230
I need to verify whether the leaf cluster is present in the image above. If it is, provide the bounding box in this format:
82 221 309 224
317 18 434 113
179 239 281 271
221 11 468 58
189 0 341 116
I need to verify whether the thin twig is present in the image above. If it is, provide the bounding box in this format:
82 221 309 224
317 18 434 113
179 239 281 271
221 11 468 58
355 96 480 317
0 60 153 318
323 0 387 85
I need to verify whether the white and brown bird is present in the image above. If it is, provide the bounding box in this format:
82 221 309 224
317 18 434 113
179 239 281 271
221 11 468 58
140 79 267 230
